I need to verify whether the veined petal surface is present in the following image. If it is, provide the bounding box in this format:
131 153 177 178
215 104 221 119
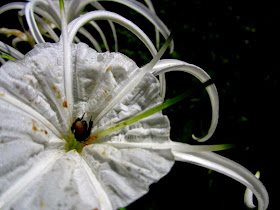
0 42 175 209
0 43 70 134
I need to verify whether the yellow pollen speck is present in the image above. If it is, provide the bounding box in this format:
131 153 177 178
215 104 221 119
106 65 112 72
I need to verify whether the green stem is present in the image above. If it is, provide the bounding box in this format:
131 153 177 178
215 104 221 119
1 55 16 61
59 0 65 13
84 90 192 145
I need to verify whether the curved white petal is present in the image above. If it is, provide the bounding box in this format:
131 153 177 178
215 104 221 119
245 171 261 208
0 42 24 59
25 0 47 43
0 2 57 27
105 141 231 153
68 9 167 98
0 2 25 14
92 35 170 127
144 0 160 49
64 0 81 21
89 1 118 51
25 0 62 44
68 10 157 56
34 14 59 42
152 59 219 142
159 73 166 98
78 0 173 52
78 27 102 52
173 151 269 210
89 20 110 51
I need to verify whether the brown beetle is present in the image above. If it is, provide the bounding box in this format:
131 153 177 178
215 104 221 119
71 113 93 142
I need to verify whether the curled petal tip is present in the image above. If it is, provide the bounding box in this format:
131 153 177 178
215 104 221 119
192 131 214 142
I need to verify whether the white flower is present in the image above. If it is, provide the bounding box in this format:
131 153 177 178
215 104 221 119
0 0 268 209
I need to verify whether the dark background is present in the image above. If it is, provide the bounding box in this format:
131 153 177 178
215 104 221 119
1 0 275 209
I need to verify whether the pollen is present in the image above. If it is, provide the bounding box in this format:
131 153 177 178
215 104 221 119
106 65 112 72
62 100 68 108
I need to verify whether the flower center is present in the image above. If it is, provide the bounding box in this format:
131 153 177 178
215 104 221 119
70 113 93 142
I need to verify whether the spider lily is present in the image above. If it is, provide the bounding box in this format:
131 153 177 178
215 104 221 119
0 0 268 209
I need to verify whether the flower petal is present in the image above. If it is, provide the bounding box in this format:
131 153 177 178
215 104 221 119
0 97 65 208
86 2 118 51
91 0 174 52
1 150 113 210
173 151 269 210
0 2 25 14
70 42 140 122
0 43 70 134
68 10 157 56
144 0 160 49
81 144 174 209
25 0 61 44
152 59 219 142
244 171 261 208
25 0 47 43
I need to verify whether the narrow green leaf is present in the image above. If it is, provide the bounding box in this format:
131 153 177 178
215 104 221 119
85 89 194 145
1 55 16 61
